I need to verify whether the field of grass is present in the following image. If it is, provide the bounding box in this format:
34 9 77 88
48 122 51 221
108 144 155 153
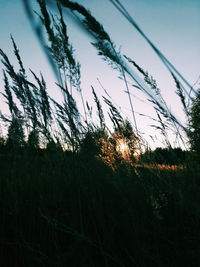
0 0 200 266
0 148 200 266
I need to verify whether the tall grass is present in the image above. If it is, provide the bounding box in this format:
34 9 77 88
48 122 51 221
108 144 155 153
0 0 200 266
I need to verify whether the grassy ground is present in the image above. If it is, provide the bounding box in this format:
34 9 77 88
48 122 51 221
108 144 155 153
0 149 200 266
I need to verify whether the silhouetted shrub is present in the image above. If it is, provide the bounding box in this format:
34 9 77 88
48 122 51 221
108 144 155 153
140 147 188 165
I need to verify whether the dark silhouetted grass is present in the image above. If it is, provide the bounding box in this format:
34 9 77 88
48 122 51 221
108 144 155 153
0 148 200 266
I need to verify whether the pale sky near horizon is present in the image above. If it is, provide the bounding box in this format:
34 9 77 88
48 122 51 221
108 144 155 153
0 0 199 148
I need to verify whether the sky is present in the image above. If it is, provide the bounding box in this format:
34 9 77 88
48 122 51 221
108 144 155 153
0 0 199 148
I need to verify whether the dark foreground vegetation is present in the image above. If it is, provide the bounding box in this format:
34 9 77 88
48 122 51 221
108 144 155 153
0 146 200 267
0 0 200 266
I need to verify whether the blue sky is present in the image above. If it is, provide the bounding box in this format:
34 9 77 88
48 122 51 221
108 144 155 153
0 0 199 148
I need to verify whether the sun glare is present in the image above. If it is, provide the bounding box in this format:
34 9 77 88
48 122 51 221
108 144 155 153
116 138 129 158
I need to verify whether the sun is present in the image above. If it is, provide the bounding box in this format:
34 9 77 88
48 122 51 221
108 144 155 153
116 138 130 158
